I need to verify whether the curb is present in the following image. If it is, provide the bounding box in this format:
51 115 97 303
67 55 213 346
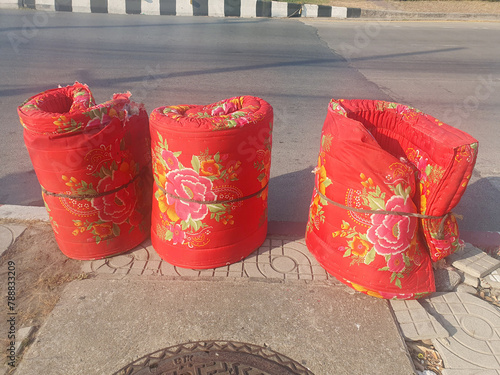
1 0 352 18
2 0 499 20
0 204 49 222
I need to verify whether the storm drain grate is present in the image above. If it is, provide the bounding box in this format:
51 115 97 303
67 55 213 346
113 340 315 375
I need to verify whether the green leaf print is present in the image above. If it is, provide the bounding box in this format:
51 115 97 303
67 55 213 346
191 155 200 173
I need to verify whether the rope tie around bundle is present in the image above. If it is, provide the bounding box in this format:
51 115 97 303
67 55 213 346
314 186 463 240
41 167 147 200
156 181 269 205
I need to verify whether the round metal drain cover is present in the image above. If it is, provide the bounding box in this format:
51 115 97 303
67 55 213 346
114 340 314 375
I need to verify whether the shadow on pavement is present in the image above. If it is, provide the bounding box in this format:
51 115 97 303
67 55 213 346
0 170 44 206
268 166 315 223
456 176 500 233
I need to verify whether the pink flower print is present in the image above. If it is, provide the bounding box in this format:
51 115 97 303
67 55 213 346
396 104 408 114
161 150 179 171
170 223 185 245
212 102 238 116
429 237 453 257
235 116 250 127
366 195 417 255
165 168 217 222
416 156 429 182
211 106 224 116
91 169 136 225
387 253 405 273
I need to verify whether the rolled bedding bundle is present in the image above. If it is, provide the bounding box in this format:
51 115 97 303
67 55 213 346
306 99 478 299
150 96 273 269
18 82 152 260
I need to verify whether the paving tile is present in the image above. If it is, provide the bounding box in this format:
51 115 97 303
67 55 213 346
447 244 500 278
390 299 449 341
456 284 478 295
128 268 144 276
463 273 480 288
131 260 147 272
159 261 177 276
90 259 106 272
95 264 116 274
175 267 200 277
228 271 244 278
145 261 162 272
81 261 93 273
243 262 265 278
131 247 149 261
144 244 162 262
213 268 229 277
259 261 288 279
483 270 500 289
108 255 134 269
85 236 338 283
422 292 500 372
270 239 282 248
271 255 298 273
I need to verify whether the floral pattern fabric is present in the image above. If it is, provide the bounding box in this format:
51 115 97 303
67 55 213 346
158 96 269 131
306 99 478 300
18 83 152 260
335 99 478 262
150 96 273 269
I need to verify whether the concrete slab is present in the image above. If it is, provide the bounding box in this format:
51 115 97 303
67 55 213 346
447 244 500 279
0 223 26 257
15 277 415 375
421 293 500 372
390 299 449 341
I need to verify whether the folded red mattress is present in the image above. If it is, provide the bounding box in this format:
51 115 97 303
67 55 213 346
18 83 152 260
306 99 478 299
150 96 273 269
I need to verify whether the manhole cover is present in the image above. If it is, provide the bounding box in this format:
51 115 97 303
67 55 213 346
113 340 315 375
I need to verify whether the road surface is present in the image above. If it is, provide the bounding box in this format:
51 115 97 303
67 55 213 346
1 10 498 231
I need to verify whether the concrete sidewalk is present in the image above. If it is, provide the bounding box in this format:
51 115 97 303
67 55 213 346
1 208 500 374
12 277 415 374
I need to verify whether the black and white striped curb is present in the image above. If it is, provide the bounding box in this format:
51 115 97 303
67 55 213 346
1 0 361 18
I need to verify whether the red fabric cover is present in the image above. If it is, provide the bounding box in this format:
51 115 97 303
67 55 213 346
18 83 152 260
306 99 478 299
336 100 478 261
150 96 273 269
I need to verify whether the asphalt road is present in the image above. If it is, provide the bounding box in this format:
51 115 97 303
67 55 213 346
0 10 499 232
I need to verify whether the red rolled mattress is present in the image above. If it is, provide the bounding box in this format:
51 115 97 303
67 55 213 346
306 99 478 299
150 96 273 269
18 83 152 260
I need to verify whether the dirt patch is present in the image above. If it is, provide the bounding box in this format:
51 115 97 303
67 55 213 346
326 0 500 14
0 220 86 371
